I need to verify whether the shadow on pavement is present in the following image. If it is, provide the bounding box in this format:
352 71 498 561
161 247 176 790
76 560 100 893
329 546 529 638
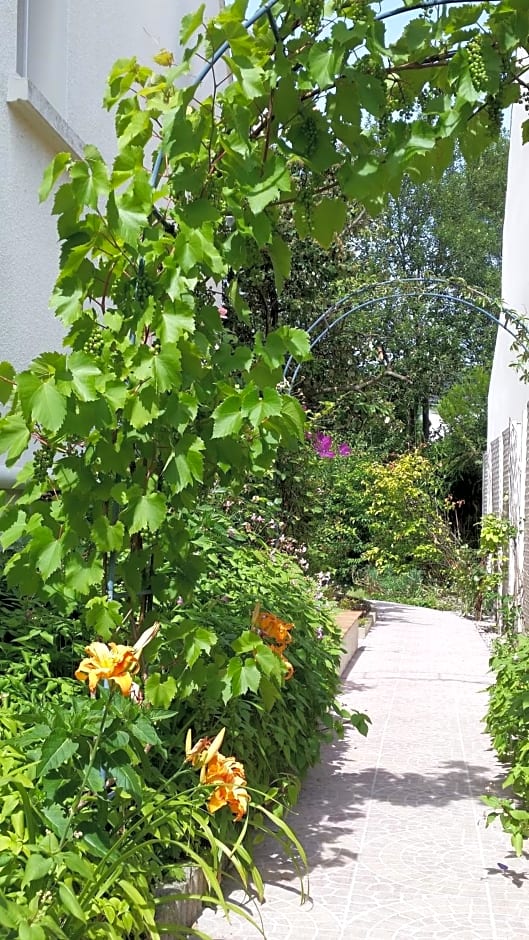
231 733 504 897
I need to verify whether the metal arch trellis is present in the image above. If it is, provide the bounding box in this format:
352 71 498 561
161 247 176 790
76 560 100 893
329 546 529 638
282 276 529 388
107 2 507 601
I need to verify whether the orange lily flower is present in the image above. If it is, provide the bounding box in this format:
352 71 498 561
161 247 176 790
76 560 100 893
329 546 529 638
252 604 294 679
186 729 250 821
185 727 226 782
203 753 246 787
208 783 250 822
252 604 293 646
75 641 139 696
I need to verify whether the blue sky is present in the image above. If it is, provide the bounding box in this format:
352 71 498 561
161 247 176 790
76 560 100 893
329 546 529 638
243 0 417 44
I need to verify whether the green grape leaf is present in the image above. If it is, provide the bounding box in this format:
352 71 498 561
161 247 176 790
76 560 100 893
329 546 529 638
212 396 243 439
312 197 348 248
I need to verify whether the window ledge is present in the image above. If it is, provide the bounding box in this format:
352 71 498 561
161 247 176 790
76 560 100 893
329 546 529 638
7 74 84 159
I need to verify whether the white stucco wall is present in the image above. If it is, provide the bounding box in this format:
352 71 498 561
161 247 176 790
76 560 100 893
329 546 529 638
0 0 223 486
487 102 529 443
1 0 222 374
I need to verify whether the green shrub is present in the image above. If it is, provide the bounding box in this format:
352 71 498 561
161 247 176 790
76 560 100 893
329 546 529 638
0 512 369 937
352 564 454 609
484 634 529 856
305 449 373 584
450 514 518 621
0 685 305 938
151 507 369 787
361 451 455 577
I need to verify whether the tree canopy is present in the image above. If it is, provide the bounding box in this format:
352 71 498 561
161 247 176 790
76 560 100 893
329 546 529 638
0 0 528 628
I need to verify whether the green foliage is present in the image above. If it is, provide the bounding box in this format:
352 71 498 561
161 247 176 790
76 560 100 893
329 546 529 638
353 564 454 609
280 140 508 452
303 447 374 583
1 0 527 630
431 365 489 543
0 578 84 704
361 451 455 576
281 440 458 602
451 514 517 620
2 0 529 929
0 518 362 937
142 505 369 784
0 686 306 938
484 633 529 856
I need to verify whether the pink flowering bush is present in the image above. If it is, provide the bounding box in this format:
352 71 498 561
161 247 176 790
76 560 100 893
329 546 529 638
307 431 352 459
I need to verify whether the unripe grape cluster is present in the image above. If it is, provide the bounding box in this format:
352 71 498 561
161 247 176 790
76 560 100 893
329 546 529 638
357 56 386 82
303 0 323 34
348 0 368 20
83 327 104 356
467 37 487 91
134 269 152 307
33 446 55 484
485 93 503 134
301 114 319 157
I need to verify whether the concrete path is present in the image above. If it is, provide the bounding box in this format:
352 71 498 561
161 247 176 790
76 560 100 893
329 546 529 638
196 603 528 939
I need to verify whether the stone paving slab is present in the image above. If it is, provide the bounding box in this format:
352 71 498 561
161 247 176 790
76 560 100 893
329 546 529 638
196 602 529 939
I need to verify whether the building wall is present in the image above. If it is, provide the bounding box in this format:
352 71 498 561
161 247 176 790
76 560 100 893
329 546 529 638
488 102 529 443
0 0 222 485
485 101 529 623
1 0 222 374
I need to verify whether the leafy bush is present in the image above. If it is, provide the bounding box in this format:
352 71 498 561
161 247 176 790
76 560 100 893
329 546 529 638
0 578 84 704
146 507 369 787
304 447 373 584
0 682 305 938
0 515 368 937
361 451 455 576
283 446 456 592
450 514 518 621
484 634 529 856
352 565 454 609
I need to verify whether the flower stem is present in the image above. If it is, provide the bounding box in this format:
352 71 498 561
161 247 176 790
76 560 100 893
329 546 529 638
57 691 114 851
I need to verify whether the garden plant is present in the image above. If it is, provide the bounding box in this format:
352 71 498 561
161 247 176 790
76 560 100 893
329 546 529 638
1 0 529 935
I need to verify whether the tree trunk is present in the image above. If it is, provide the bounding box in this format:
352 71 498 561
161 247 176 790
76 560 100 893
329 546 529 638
422 398 430 442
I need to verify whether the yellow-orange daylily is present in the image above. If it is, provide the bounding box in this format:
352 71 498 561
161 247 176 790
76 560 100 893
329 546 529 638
204 755 250 822
252 604 293 646
203 754 246 788
208 783 250 822
185 730 250 821
185 727 226 782
252 604 294 679
75 642 139 696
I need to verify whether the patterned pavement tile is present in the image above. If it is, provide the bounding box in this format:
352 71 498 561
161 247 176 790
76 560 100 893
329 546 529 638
195 603 529 940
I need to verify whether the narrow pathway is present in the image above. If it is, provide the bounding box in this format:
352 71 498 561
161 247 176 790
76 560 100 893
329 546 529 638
196 603 528 939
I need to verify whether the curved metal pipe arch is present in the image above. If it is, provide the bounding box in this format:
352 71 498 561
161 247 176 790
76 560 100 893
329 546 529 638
283 282 529 388
150 0 498 187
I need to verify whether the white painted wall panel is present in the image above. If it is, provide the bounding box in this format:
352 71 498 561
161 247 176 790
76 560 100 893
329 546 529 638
1 0 223 374
488 102 529 443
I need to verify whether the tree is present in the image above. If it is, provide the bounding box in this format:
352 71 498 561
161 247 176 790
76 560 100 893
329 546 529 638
0 0 527 637
295 139 508 445
432 364 490 542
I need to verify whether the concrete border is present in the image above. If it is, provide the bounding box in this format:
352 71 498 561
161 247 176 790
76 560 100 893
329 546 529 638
156 866 208 937
335 610 361 676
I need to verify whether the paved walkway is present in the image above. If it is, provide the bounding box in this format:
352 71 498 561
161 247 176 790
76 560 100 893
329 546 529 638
196 603 528 939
